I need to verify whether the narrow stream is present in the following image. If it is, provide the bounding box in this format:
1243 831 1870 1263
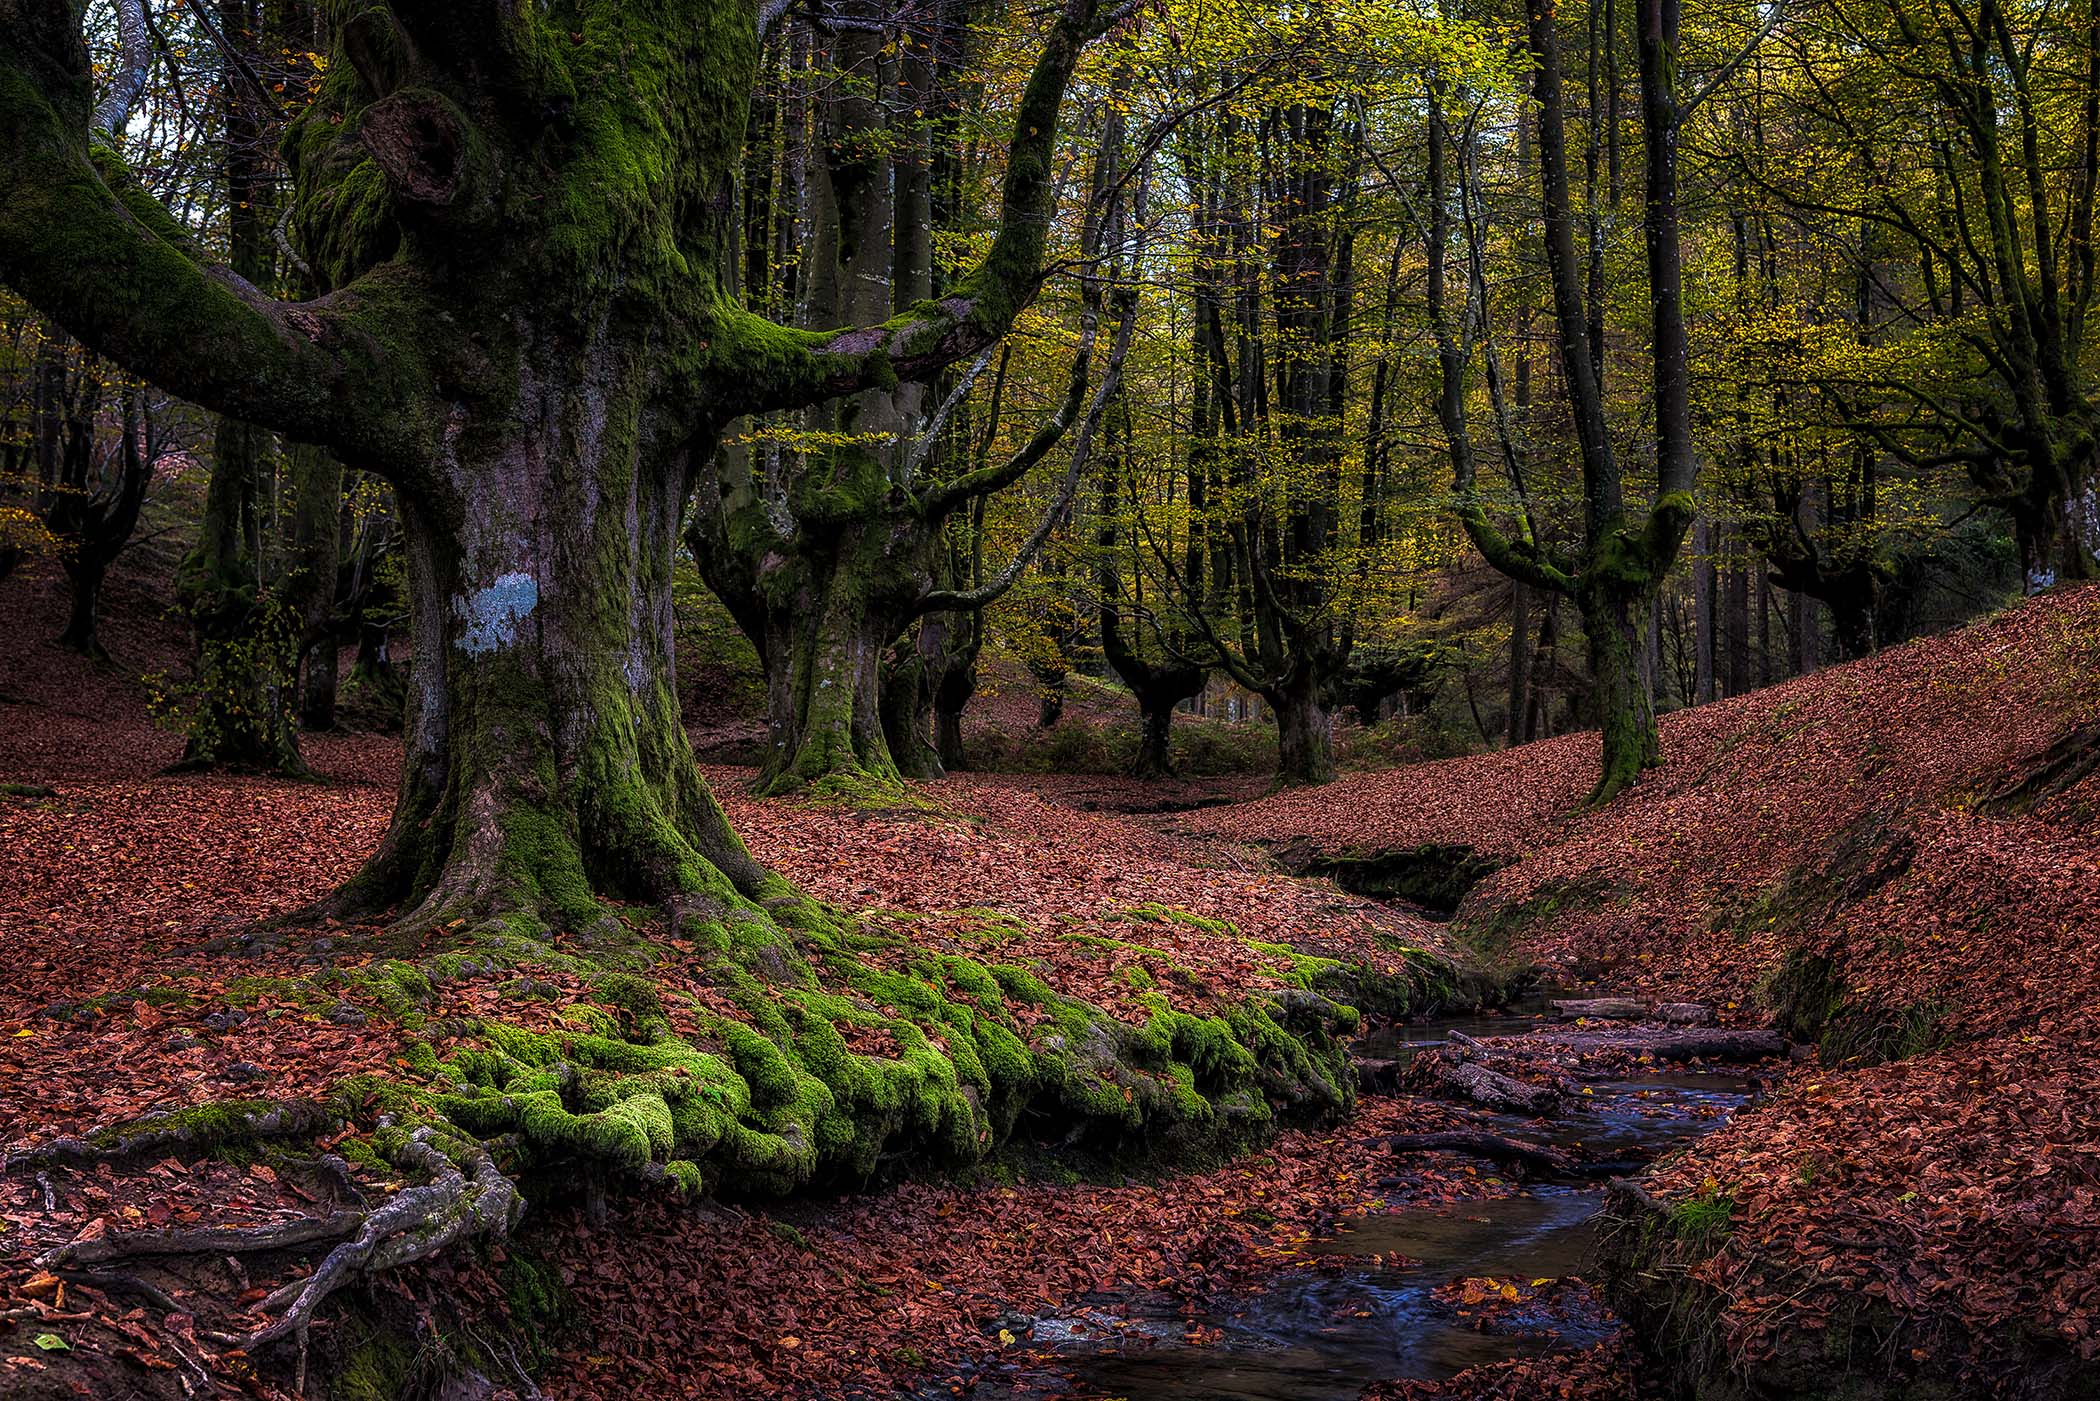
976 1013 1756 1401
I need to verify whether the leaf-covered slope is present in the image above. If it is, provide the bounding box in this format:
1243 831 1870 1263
1197 585 2100 1396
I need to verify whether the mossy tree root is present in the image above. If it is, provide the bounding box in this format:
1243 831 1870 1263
2 1099 342 1173
243 1131 522 1351
6 899 1378 1376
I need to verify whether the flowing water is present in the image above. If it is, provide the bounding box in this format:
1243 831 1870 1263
971 1014 1756 1401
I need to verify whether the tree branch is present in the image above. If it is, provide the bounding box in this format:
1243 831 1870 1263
711 0 1108 418
0 1 438 477
919 287 1139 612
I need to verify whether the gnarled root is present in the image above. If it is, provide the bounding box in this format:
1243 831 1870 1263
33 1128 524 1356
244 1131 522 1350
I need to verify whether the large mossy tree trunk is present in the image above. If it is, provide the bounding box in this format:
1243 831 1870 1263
2008 427 2100 592
689 481 941 797
692 71 1132 801
762 523 932 797
1270 671 1336 787
1 0 1111 930
333 357 782 930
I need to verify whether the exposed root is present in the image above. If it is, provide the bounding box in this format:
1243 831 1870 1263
243 1131 522 1350
56 1268 187 1315
40 1211 366 1268
29 1128 524 1359
3 1099 341 1173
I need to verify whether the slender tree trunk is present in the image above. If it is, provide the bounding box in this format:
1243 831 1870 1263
302 636 339 731
1693 513 1715 703
1725 528 1751 697
880 622 945 783
930 613 980 774
347 618 404 732
175 0 305 774
1791 590 1820 675
1532 594 1559 738
1507 581 1533 745
179 414 306 773
289 445 344 730
1758 571 1773 686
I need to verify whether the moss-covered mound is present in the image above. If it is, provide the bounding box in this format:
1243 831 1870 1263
29 895 1376 1213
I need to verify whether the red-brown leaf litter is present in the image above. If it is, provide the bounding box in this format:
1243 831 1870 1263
2 553 2097 1399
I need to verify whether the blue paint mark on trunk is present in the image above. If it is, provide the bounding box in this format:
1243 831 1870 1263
456 572 539 654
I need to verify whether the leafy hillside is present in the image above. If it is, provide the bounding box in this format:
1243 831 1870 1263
1196 585 2100 1395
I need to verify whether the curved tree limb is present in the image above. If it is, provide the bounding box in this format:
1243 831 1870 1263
918 286 1139 613
0 0 439 477
88 0 147 137
1425 82 1575 596
712 0 1112 419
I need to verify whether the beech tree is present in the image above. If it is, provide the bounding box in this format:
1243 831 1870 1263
1429 0 1709 801
1744 0 2100 592
0 0 1116 928
688 11 1138 799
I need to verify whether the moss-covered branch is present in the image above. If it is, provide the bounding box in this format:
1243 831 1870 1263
709 0 1110 418
0 0 440 476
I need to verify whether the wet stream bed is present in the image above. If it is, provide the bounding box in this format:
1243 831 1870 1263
969 1013 1763 1401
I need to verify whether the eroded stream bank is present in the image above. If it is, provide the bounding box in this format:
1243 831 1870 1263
957 1004 1775 1400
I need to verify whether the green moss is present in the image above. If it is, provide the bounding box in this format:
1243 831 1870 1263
497 1246 572 1370
330 1330 414 1401
57 890 1363 1240
86 1099 293 1155
593 971 672 1043
1121 903 1238 937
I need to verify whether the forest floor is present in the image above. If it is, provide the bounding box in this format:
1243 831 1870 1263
1 554 2096 1400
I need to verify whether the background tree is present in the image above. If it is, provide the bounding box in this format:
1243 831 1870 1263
688 5 1134 793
